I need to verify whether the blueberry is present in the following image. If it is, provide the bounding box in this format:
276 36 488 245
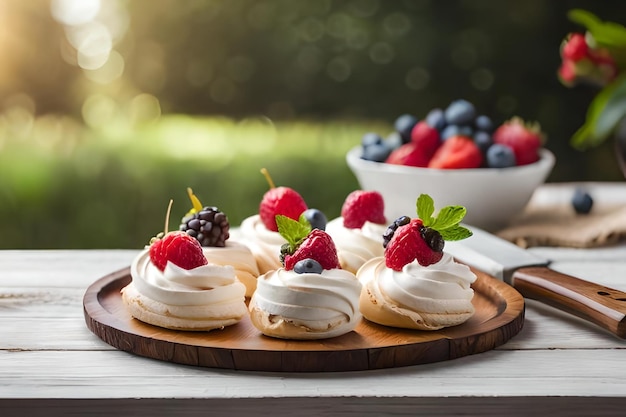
441 124 473 140
425 108 446 131
394 114 418 143
473 131 493 153
486 144 516 168
444 99 476 126
572 188 593 214
441 124 461 140
361 132 383 148
302 208 328 231
475 115 494 132
293 258 324 274
384 131 404 151
361 142 391 162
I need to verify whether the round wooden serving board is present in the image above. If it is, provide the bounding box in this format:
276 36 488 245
83 267 524 372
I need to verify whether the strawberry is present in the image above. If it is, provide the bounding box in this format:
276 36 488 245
410 120 441 158
149 231 208 271
276 215 341 271
383 194 472 270
284 229 340 271
428 135 482 169
259 168 308 232
385 142 431 167
492 117 543 166
341 190 386 229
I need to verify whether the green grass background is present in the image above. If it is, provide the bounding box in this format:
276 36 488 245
0 115 388 249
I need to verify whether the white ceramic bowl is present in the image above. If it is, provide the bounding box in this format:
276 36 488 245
346 146 555 231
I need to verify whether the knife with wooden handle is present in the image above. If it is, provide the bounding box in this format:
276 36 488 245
446 225 626 338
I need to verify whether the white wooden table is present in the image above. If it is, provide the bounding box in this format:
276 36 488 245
2 183 626 416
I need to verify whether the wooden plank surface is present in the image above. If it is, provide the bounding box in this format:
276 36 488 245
1 349 626 398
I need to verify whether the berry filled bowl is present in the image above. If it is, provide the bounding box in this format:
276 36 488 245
346 99 556 231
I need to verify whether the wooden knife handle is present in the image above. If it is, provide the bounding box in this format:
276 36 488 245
512 266 626 339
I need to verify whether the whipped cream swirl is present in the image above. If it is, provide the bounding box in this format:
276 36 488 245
202 241 260 297
326 217 387 273
251 268 362 338
234 214 286 273
130 249 246 319
359 252 476 314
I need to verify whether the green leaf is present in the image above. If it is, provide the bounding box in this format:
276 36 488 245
430 206 467 230
568 9 626 48
571 75 626 149
414 194 471 242
276 215 311 249
416 194 435 226
568 9 602 31
438 225 473 241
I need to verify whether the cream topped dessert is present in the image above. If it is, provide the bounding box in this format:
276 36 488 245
122 247 247 331
358 253 475 330
179 188 260 296
358 194 476 330
248 214 362 339
326 190 387 273
250 267 361 339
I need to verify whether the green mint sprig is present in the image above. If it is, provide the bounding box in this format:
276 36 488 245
416 194 472 241
276 214 312 253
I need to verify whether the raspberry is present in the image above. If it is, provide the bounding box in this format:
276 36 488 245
492 117 543 166
341 190 386 229
384 218 444 270
428 135 483 169
259 186 308 232
283 229 340 271
180 206 230 247
149 231 208 271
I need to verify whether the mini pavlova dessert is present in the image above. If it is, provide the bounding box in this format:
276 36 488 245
358 194 477 331
248 214 362 340
121 200 247 331
326 190 388 274
235 168 310 274
179 188 260 297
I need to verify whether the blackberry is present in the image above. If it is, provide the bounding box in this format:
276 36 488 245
420 226 444 253
279 243 293 265
382 216 411 248
179 206 230 247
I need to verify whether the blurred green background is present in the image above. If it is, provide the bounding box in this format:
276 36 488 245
1 0 625 249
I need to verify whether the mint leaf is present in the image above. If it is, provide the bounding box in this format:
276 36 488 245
276 215 311 249
416 194 435 226
438 225 473 241
430 205 467 230
414 194 471 241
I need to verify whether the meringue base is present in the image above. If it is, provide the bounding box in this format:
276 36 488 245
121 283 246 331
248 303 355 340
359 282 475 331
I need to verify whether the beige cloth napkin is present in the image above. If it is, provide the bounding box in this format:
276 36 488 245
496 185 626 248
